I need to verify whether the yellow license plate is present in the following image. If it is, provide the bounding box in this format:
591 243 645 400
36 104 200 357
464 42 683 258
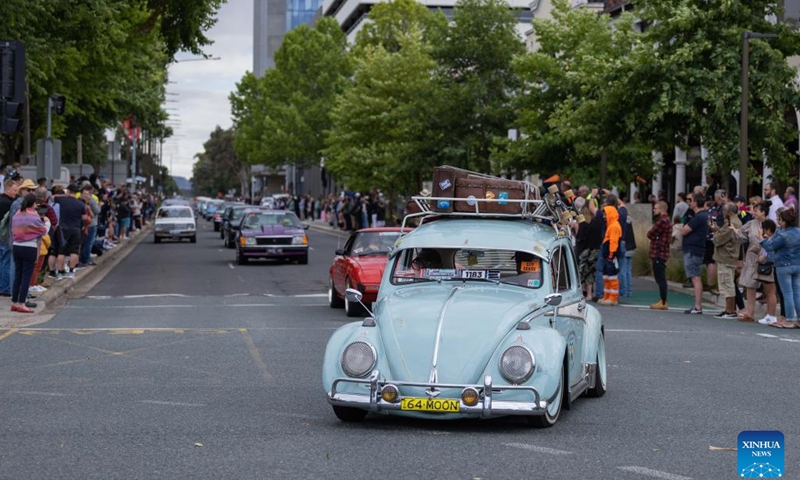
400 397 460 413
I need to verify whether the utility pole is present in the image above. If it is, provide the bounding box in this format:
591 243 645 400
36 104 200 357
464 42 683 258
739 31 778 199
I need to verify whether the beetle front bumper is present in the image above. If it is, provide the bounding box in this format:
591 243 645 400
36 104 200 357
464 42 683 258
327 370 556 418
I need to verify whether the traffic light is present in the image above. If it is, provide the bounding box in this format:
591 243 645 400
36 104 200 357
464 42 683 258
51 94 66 115
0 40 25 135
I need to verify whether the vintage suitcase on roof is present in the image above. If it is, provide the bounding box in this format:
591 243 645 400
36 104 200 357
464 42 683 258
431 166 483 213
452 177 534 214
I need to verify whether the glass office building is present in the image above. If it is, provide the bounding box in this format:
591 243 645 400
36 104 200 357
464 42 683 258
287 0 323 30
254 0 324 76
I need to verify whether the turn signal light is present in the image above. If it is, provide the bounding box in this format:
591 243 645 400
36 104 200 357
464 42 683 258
240 236 245 246
461 387 480 406
302 235 308 245
381 384 399 403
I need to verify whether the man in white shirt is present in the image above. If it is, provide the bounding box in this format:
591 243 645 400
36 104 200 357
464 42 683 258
764 183 784 221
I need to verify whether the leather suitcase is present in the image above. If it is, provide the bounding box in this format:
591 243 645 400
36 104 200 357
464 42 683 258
432 166 473 212
483 178 529 214
453 178 487 212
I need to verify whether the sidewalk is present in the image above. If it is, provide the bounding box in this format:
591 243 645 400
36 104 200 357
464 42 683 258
0 225 153 329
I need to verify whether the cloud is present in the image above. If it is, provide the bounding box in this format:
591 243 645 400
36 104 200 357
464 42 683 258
162 0 253 179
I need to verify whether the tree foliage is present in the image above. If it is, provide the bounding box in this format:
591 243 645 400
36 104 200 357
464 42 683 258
190 127 246 197
0 0 224 167
230 18 352 169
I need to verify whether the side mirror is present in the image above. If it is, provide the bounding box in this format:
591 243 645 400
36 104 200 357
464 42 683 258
335 248 346 256
303 224 310 230
345 288 363 304
545 293 562 307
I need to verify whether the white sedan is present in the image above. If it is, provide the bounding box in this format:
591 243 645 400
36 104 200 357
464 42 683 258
154 206 197 243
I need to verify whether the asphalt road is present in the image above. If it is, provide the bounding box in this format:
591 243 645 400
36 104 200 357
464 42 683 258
1 218 798 480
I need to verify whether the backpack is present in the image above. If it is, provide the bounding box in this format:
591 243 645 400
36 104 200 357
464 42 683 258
0 211 10 243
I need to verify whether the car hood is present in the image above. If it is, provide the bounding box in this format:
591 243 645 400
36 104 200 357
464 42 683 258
351 255 389 279
378 284 535 384
241 225 303 236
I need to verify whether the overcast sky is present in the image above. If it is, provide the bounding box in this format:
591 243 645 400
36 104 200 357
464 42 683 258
162 0 253 180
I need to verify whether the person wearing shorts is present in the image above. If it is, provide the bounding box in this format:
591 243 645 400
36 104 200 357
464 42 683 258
52 184 86 278
681 195 710 314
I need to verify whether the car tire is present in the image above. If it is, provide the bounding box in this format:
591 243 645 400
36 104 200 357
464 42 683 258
154 236 161 244
297 255 308 265
527 365 563 428
190 235 196 244
236 248 248 265
332 405 368 422
329 277 344 309
214 224 220 232
219 228 224 239
344 278 363 317
586 333 607 398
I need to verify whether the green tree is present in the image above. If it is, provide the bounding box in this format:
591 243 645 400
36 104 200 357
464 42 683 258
190 127 246 197
428 0 525 173
324 31 444 195
628 0 800 183
507 0 652 186
231 18 352 171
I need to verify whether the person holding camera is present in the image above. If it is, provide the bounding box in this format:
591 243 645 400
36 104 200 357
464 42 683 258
10 194 49 313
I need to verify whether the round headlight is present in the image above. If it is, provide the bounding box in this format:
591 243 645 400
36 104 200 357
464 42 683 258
461 387 480 406
381 384 399 403
341 341 376 378
499 345 535 384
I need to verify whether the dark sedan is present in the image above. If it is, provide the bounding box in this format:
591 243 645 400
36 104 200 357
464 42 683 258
222 205 258 248
235 210 309 265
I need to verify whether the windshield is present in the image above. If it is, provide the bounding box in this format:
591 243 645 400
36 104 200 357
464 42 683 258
390 248 544 289
241 212 301 229
158 208 192 219
231 208 249 221
351 231 401 255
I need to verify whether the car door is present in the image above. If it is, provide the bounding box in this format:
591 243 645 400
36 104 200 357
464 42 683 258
549 243 585 388
333 233 357 294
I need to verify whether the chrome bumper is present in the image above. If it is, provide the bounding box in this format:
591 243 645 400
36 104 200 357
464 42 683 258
328 370 554 418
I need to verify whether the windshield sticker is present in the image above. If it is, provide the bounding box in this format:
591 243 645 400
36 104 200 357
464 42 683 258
485 191 496 200
527 279 541 287
520 261 540 273
422 269 458 279
461 269 487 279
498 192 509 205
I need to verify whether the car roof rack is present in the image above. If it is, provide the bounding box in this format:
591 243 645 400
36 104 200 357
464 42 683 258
400 185 585 235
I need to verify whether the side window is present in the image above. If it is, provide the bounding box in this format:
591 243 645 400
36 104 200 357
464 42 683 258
550 247 572 292
343 234 357 255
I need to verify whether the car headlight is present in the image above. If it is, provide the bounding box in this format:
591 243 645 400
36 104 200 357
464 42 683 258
156 224 169 231
341 341 376 378
292 235 304 245
244 237 256 245
499 345 535 384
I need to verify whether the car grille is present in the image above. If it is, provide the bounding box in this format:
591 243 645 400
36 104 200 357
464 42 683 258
160 223 193 230
256 237 292 245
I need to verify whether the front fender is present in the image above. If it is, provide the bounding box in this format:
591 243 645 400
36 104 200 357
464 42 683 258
482 325 566 403
322 322 391 394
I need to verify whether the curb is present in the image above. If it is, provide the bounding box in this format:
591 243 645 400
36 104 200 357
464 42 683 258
0 225 153 328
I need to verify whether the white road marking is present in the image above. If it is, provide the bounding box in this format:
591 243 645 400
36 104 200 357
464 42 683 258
139 400 206 407
121 294 190 299
13 391 75 397
606 329 687 333
293 293 327 298
66 305 195 309
224 293 250 297
228 263 235 270
617 466 692 480
779 338 800 343
86 295 111 299
502 443 572 455
756 333 779 338
309 247 315 251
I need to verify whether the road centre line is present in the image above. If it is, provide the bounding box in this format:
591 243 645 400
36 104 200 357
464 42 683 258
240 328 272 383
605 329 688 333
617 466 692 480
228 263 235 270
502 443 573 455
12 391 76 397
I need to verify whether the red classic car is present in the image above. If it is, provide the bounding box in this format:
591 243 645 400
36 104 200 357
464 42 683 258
328 228 409 317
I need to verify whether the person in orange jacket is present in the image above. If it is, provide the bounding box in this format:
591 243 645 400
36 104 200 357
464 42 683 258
599 195 622 306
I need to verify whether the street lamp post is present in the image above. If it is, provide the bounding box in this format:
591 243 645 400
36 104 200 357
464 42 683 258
739 31 778 199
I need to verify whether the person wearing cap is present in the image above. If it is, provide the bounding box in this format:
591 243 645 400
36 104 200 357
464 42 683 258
53 184 86 279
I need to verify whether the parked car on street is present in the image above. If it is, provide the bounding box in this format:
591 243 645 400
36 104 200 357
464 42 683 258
235 210 309 265
328 228 409 317
323 191 606 428
154 205 197 243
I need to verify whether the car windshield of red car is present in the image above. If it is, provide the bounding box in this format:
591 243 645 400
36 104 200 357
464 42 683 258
351 231 401 255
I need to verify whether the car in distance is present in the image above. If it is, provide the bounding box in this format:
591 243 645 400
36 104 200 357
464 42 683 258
323 197 606 428
154 206 197 243
328 228 409 317
222 205 257 248
235 210 309 265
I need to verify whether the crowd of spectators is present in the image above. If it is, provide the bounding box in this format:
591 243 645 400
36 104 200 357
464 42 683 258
0 164 158 314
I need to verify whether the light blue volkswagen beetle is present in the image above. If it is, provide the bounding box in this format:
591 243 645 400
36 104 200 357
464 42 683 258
322 197 607 427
